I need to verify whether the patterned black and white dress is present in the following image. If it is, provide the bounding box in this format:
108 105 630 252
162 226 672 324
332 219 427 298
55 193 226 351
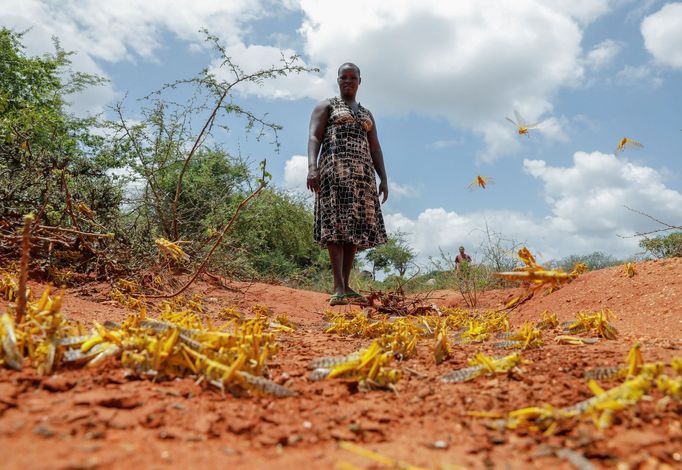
314 97 388 250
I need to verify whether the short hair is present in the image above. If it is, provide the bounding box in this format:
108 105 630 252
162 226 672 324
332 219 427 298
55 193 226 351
337 62 361 76
459 246 465 250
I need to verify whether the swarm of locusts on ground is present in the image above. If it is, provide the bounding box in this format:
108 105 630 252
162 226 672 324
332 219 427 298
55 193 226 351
3 243 679 399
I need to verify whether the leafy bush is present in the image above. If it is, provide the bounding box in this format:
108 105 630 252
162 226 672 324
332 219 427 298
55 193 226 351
365 232 416 278
639 232 682 259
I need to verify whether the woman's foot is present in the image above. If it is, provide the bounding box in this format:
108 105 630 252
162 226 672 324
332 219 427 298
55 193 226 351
343 289 368 305
329 292 349 306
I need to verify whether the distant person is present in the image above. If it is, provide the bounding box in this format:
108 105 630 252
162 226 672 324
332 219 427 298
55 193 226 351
455 246 472 269
306 62 388 306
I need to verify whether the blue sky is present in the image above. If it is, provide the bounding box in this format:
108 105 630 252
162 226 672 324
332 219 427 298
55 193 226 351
3 0 681 265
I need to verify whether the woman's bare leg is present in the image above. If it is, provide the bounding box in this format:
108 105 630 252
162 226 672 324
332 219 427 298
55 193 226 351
327 243 345 295
342 244 357 294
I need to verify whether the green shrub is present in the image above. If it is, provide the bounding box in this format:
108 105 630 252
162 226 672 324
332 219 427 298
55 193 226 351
639 232 682 259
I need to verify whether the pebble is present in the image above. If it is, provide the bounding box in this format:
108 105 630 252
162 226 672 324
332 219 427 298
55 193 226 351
32 424 55 438
433 440 448 449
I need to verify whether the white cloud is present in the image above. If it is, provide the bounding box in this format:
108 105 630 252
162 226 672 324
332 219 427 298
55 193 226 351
585 39 623 69
625 0 660 23
523 151 682 235
534 116 570 143
283 154 309 191
0 0 279 114
295 1 593 161
615 64 663 87
1 1 620 160
550 0 616 24
390 182 418 200
385 151 682 264
222 0 619 161
641 3 682 68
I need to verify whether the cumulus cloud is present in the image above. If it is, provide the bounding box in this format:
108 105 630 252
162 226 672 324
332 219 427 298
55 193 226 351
385 151 682 264
1 0 121 115
641 3 682 68
0 0 286 114
550 0 616 25
293 1 595 161
283 154 309 191
1 1 620 160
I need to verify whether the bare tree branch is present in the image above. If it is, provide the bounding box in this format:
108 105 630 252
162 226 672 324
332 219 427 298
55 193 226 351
617 205 682 238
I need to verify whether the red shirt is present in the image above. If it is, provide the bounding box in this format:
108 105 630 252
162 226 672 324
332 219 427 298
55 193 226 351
455 253 471 264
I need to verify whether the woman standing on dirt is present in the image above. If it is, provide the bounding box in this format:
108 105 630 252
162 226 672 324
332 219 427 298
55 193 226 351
307 62 389 306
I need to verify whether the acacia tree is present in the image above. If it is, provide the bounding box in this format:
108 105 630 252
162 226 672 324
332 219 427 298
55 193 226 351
639 233 682 259
0 29 116 222
0 29 125 277
366 232 416 278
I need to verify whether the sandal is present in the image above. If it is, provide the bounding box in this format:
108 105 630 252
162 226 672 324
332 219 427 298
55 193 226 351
344 291 369 305
329 293 349 306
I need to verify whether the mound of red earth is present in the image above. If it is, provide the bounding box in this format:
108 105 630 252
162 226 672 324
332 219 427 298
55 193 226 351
0 258 680 469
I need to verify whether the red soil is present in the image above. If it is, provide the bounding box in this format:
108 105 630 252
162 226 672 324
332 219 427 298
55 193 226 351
1 258 681 469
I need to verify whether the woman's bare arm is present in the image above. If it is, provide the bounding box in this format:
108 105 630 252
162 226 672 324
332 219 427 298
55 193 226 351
367 111 388 202
307 100 329 192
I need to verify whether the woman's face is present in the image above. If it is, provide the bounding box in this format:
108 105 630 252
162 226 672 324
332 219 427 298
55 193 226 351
337 67 360 96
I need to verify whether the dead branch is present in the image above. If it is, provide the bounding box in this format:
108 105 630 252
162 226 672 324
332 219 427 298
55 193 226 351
15 214 32 324
0 232 71 247
60 171 92 252
170 86 230 240
36 224 113 238
617 205 682 238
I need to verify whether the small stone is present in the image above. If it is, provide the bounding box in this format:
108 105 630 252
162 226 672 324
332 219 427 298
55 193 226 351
222 447 237 456
43 375 76 392
228 418 255 435
33 424 55 438
302 420 313 429
433 440 448 449
84 430 106 440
